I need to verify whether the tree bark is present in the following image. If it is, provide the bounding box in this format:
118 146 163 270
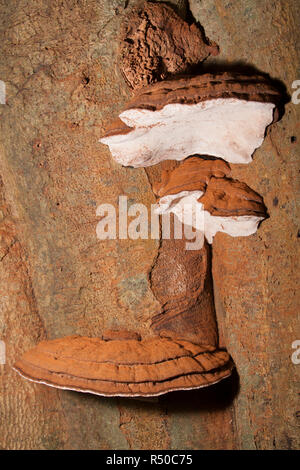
0 0 299 450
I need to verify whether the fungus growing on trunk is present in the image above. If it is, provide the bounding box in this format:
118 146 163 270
100 73 281 167
119 1 219 90
152 156 231 197
14 168 235 397
154 156 267 246
13 157 267 397
14 334 232 397
14 4 279 399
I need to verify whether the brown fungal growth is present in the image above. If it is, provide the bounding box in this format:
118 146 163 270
199 177 267 218
100 72 282 167
101 329 142 342
151 158 266 347
14 158 236 396
14 153 268 398
14 212 234 397
14 149 267 399
14 335 232 397
14 9 273 399
150 220 218 347
119 1 218 90
155 156 267 245
152 156 231 197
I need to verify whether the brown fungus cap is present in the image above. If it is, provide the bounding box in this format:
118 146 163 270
154 157 268 245
199 177 267 218
101 329 141 342
153 156 231 197
14 335 233 397
102 117 132 139
125 72 282 112
119 1 218 90
150 229 218 346
154 157 267 218
100 73 282 167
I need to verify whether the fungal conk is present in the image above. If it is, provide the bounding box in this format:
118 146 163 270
100 73 281 167
14 333 232 397
14 205 235 396
13 158 266 396
154 156 267 247
14 1 281 399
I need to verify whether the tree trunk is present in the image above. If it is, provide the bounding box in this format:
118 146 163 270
0 0 299 450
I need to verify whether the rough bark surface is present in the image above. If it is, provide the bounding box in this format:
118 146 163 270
0 0 299 450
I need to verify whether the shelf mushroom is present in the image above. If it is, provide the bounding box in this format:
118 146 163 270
14 216 234 397
14 157 267 397
100 72 281 166
14 334 232 397
14 3 278 399
154 156 268 246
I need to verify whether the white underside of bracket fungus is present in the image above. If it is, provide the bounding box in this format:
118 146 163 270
100 99 275 167
155 192 265 247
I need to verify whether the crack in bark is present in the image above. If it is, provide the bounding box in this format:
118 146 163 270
0 239 16 262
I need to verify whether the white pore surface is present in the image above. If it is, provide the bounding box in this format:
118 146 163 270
155 192 265 247
100 99 275 167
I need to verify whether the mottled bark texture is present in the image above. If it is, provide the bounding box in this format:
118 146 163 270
0 0 299 450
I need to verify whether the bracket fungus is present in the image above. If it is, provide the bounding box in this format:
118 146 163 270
14 2 280 399
14 334 232 397
14 165 235 396
120 1 219 90
100 72 281 167
14 209 234 396
154 156 267 246
13 154 266 397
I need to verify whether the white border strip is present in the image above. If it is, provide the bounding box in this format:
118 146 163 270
13 366 233 398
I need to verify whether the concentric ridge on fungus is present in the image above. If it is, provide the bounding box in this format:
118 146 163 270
100 72 282 167
14 6 276 400
125 72 282 110
14 336 233 397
